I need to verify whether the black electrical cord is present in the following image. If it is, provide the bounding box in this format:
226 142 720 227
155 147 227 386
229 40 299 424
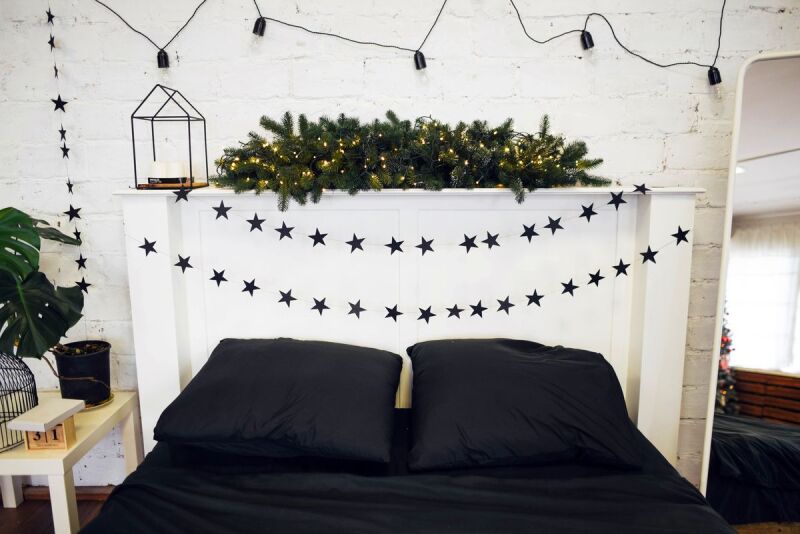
252 0 447 54
91 0 208 51
90 0 727 80
510 0 726 70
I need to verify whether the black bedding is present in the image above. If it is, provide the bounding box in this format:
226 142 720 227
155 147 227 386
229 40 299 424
707 413 800 524
83 415 732 534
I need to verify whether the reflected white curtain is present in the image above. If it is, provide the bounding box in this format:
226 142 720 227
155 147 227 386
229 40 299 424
726 217 800 372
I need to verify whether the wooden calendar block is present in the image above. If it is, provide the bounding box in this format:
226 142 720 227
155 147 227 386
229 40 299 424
24 418 76 451
8 398 84 452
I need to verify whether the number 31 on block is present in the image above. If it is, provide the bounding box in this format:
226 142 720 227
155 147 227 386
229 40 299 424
25 418 76 451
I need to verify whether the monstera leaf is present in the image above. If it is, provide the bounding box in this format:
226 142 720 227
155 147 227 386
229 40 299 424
0 207 41 280
0 271 84 358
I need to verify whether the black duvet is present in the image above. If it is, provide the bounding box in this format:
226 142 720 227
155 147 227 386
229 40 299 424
83 427 731 534
707 414 800 524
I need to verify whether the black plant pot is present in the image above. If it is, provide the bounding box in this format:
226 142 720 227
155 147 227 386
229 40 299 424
53 340 111 407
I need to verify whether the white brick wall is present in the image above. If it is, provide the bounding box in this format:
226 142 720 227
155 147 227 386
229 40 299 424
1 0 798 487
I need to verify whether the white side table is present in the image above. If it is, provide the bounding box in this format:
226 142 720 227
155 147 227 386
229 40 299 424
0 391 143 534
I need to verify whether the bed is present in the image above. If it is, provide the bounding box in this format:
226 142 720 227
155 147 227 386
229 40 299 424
707 413 800 525
83 412 731 534
82 338 732 534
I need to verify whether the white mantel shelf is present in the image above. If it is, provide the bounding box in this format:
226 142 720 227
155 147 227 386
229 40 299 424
114 186 705 197
115 185 701 464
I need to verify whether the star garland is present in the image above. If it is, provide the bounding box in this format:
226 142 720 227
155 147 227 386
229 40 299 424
46 5 91 295
134 185 693 323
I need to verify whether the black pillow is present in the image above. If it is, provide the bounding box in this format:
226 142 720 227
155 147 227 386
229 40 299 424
154 338 403 463
407 338 644 471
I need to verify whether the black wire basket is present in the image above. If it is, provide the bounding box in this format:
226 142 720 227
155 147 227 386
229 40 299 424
0 353 38 452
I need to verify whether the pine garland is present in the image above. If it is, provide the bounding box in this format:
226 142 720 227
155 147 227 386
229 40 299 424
214 111 607 211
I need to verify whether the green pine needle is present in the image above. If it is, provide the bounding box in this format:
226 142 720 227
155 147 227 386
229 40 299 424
213 111 608 211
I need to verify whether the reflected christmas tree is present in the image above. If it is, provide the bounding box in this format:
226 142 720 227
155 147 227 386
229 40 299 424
716 309 739 415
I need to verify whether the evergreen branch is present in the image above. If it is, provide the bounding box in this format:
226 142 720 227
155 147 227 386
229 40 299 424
213 111 609 211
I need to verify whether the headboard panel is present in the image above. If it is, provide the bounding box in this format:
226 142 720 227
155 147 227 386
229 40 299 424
117 187 699 461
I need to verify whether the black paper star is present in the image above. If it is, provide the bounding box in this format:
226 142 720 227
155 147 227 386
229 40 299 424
612 259 630 277
346 234 365 253
242 279 260 296
58 124 67 141
640 246 658 264
544 217 563 235
520 223 539 242
51 94 67 112
247 213 265 231
416 236 434 255
348 300 366 318
418 306 435 323
526 290 544 307
311 297 329 315
275 222 294 240
60 143 69 158
579 204 597 222
561 279 578 296
174 255 193 273
75 254 87 270
588 270 605 286
672 226 690 245
53 64 59 78
309 228 327 246
633 183 651 195
64 204 80 220
75 277 91 294
73 229 81 241
608 191 626 211
173 188 190 202
385 237 404 254
497 296 515 314
278 289 297 307
48 35 55 50
470 300 487 317
139 238 156 256
46 8 55 24
210 269 227 286
66 178 73 194
482 232 500 249
460 234 478 253
212 200 231 219
385 305 403 321
446 304 464 318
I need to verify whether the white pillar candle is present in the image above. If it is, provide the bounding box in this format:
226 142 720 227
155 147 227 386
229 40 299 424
150 160 188 178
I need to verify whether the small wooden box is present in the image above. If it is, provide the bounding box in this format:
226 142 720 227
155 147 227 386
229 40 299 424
24 417 77 450
7 398 85 452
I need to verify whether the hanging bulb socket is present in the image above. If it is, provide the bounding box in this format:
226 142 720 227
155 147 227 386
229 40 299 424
707 66 722 86
414 50 427 70
580 31 594 50
253 17 267 36
157 49 169 68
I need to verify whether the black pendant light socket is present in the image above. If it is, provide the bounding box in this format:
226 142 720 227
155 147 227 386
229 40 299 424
414 50 427 70
707 66 722 86
580 31 594 50
253 17 267 36
157 49 169 68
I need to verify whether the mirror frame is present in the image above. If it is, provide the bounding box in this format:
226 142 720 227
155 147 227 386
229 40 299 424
700 50 800 493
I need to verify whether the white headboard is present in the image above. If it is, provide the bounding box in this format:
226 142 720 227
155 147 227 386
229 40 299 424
116 187 699 462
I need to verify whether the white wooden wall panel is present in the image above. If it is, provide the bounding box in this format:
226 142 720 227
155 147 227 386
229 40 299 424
116 187 699 462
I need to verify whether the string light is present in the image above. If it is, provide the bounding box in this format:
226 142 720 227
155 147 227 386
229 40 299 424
92 0 726 85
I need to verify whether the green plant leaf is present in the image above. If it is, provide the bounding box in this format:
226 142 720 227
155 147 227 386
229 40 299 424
35 225 82 246
0 207 40 280
0 271 83 358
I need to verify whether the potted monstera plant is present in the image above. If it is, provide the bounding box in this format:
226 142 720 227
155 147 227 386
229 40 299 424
0 207 111 407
